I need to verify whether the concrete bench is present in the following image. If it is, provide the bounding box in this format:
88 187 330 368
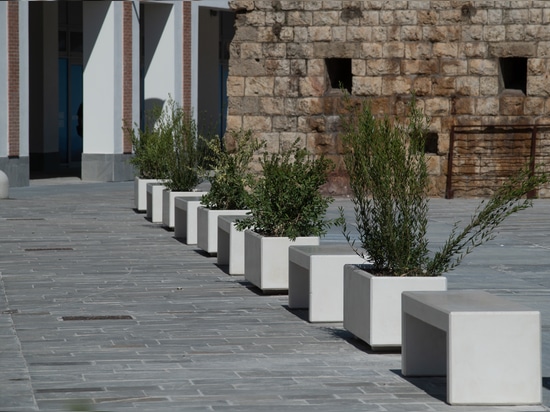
402 290 541 405
217 215 248 275
288 244 365 322
174 196 203 244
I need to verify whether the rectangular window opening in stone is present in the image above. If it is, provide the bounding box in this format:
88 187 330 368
499 57 527 94
325 58 352 94
424 132 438 154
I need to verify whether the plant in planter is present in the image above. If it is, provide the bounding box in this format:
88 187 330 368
236 139 335 291
340 95 548 349
157 98 208 228
200 129 263 210
197 129 265 255
126 104 172 212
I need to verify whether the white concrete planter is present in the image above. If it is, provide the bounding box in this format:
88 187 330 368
134 177 162 212
218 215 248 275
197 208 249 256
343 264 447 350
162 189 206 229
174 196 204 244
244 230 319 292
146 182 166 223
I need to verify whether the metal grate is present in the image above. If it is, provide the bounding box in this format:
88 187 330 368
61 315 134 321
447 124 550 198
24 247 74 251
6 218 45 221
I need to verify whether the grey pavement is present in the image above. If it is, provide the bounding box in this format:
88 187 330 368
1 180 550 412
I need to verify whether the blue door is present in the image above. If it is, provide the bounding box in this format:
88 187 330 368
58 60 83 165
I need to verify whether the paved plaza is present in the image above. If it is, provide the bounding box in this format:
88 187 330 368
1 180 550 412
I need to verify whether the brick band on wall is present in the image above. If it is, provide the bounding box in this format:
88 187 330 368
8 2 19 158
122 1 133 154
182 1 192 113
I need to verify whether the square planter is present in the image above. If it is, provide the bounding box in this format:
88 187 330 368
244 230 319 292
134 177 162 212
218 215 248 275
162 190 206 229
174 196 203 244
343 264 447 350
146 182 166 223
197 208 249 256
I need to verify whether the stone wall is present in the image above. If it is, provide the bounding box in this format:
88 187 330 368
226 0 550 197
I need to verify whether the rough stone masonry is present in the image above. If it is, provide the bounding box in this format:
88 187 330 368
226 0 550 197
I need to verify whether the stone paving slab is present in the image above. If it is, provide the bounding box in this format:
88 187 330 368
0 181 549 411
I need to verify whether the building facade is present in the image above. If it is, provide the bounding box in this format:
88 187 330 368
227 1 550 197
0 0 234 187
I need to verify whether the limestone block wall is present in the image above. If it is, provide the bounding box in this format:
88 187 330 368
227 0 550 197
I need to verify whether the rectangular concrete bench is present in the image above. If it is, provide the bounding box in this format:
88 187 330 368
288 244 365 322
217 215 248 275
402 290 541 405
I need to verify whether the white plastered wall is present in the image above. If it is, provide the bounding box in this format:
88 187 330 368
0 2 30 159
19 2 29 158
143 1 182 113
82 1 123 154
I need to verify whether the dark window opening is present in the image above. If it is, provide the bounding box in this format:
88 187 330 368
325 58 352 93
424 132 439 154
500 57 527 94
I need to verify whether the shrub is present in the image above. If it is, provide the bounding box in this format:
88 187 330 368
160 99 202 192
127 105 171 180
236 139 334 240
340 95 548 277
200 129 265 210
340 96 430 276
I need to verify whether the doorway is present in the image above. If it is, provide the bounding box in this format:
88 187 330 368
58 1 83 168
197 8 235 139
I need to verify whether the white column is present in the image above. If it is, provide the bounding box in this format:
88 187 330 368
131 0 140 128
83 1 122 155
143 2 182 112
82 1 134 181
18 1 29 159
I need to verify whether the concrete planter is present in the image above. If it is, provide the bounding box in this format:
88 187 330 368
174 196 204 244
244 230 319 292
217 215 249 275
134 177 162 212
162 189 206 229
146 182 166 223
197 208 249 256
343 264 447 350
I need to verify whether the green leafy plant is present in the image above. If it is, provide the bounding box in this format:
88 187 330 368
236 139 334 240
126 105 172 180
159 98 202 192
340 95 548 277
200 129 265 210
126 97 204 190
426 165 548 275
